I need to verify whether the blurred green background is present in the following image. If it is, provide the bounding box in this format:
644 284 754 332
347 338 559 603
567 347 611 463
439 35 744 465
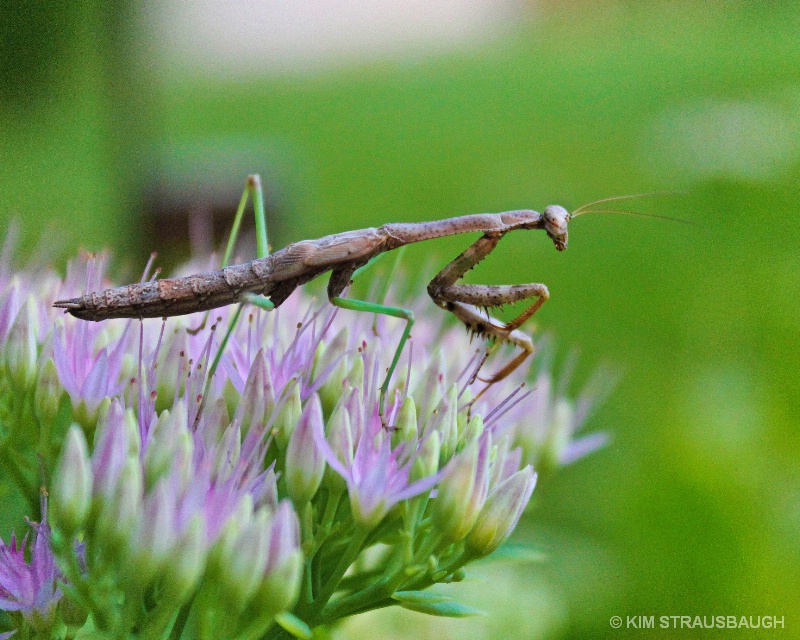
2 1 798 638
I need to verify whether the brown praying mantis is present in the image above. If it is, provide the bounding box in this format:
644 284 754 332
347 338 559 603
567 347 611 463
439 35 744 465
54 175 680 417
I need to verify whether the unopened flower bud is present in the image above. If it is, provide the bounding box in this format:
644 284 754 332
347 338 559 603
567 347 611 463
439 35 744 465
414 349 447 419
432 436 489 542
286 394 326 505
163 516 206 603
460 413 484 448
53 425 93 534
34 357 63 424
318 353 349 413
252 501 302 616
4 298 38 388
132 481 176 585
74 395 112 434
346 355 364 390
274 381 301 450
235 349 274 436
432 385 458 463
316 326 349 411
322 394 352 493
155 329 190 414
411 431 440 482
254 548 303 620
466 466 537 557
391 396 418 449
144 402 189 489
218 507 271 611
96 456 142 552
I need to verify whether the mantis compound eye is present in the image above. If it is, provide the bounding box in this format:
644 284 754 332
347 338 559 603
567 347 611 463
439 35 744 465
543 205 569 251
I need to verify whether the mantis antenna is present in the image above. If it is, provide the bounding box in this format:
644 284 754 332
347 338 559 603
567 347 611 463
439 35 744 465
570 192 693 225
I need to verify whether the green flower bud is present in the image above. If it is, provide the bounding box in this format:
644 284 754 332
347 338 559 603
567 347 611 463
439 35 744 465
432 384 459 464
128 406 142 444
213 422 241 482
322 394 352 494
132 481 176 585
286 394 326 506
346 355 364 390
459 413 484 450
74 396 112 434
34 356 63 424
274 381 301 450
414 349 447 420
219 507 271 611
144 401 192 490
252 548 303 620
155 329 190 414
316 326 349 413
234 348 274 436
466 466 537 557
163 516 206 603
4 297 38 388
52 425 93 534
97 457 142 553
391 396 418 449
319 354 349 414
432 439 488 543
411 431 441 482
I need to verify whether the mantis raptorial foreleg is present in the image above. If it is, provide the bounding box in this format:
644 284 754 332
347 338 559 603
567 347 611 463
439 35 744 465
427 232 549 394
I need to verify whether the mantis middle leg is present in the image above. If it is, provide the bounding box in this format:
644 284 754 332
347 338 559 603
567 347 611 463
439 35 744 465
327 255 414 424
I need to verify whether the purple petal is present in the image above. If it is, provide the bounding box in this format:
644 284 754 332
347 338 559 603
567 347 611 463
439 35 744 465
80 348 110 402
560 432 610 465
52 325 79 397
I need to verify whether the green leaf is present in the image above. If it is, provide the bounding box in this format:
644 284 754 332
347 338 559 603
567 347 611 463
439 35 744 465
393 590 452 604
274 611 313 639
392 591 485 618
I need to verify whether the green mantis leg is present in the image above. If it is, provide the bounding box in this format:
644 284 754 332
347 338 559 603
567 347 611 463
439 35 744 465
330 247 411 420
190 174 273 337
196 175 274 424
330 296 414 421
223 174 270 264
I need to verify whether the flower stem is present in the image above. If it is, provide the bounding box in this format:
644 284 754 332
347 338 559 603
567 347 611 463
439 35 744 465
300 525 370 625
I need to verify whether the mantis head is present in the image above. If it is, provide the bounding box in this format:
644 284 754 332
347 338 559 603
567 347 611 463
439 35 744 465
543 205 570 251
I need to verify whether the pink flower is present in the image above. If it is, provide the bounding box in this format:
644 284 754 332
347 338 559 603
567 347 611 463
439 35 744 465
315 386 441 529
0 519 62 628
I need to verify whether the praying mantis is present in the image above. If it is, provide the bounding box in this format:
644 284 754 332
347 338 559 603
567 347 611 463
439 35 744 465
54 175 678 417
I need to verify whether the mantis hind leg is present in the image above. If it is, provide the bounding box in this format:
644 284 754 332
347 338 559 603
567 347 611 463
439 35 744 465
189 175 273 335
194 175 274 425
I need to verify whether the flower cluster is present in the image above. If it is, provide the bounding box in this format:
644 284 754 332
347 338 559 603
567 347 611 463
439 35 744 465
0 248 606 640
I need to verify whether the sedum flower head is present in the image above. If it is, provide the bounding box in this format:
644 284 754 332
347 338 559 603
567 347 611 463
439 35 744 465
0 248 609 639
